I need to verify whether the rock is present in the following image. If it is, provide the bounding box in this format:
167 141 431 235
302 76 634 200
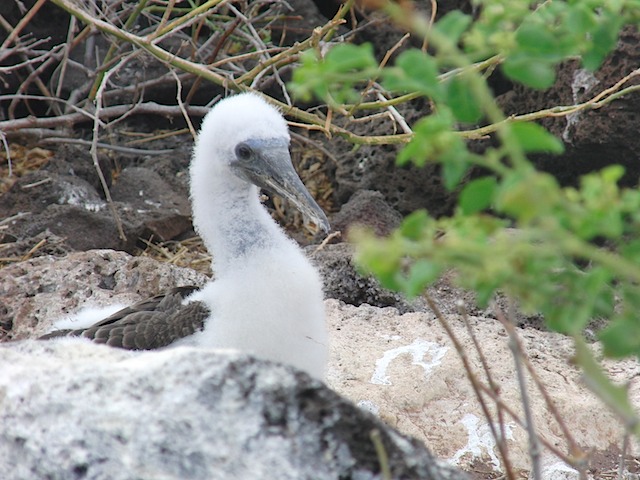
325 300 640 476
0 340 466 480
42 143 114 193
330 190 403 238
0 250 208 341
318 99 459 217
0 163 193 253
6 203 139 252
2 252 639 477
498 26 640 188
309 243 421 314
0 170 103 218
0 229 71 260
110 166 192 241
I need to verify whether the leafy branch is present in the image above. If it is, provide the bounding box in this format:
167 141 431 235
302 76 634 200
291 0 640 477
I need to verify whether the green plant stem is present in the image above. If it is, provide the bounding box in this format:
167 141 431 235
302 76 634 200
149 0 225 41
235 21 340 85
462 83 640 140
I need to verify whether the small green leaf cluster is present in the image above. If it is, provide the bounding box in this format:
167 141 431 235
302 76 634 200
462 1 626 87
290 44 378 106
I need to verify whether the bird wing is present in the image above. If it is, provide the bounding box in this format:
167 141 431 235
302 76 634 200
40 286 210 350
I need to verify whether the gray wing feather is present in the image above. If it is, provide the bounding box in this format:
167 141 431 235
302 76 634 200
40 286 210 350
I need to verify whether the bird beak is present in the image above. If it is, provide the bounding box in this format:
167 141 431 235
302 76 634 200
235 139 330 233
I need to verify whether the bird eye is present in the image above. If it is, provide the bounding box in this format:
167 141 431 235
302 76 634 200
235 143 252 161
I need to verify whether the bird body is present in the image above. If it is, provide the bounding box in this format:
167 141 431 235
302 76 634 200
43 93 329 380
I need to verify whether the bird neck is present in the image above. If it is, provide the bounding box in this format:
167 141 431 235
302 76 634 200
192 176 290 277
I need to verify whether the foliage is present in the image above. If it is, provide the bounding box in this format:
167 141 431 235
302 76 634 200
290 0 640 435
291 44 379 106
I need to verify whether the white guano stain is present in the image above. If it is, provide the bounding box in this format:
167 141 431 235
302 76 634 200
563 68 600 142
448 413 516 471
370 338 448 385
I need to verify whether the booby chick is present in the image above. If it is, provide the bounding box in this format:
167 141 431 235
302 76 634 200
42 93 330 379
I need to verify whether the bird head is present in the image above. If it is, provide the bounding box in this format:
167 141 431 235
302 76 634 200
192 93 329 233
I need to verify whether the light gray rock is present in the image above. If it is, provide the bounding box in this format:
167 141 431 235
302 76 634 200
0 340 465 480
325 300 640 476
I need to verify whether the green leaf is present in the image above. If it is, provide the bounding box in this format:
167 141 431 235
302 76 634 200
601 164 625 183
511 122 564 154
404 259 440 298
459 177 498 215
515 22 558 55
621 239 640 263
582 19 622 70
495 170 561 222
354 236 402 291
434 11 472 44
289 44 377 104
445 75 482 123
440 148 471 190
565 4 597 35
382 49 442 99
397 112 458 167
548 268 613 334
502 56 557 89
400 210 429 241
324 43 378 72
599 316 640 358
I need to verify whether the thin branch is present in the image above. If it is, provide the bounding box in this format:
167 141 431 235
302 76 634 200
495 303 542 480
0 0 48 51
0 102 210 136
1 132 12 177
171 70 197 140
7 45 66 119
423 292 518 480
91 55 128 243
147 0 226 42
457 302 512 469
39 137 175 155
347 32 410 116
88 0 150 100
54 15 77 102
463 76 640 140
375 90 412 134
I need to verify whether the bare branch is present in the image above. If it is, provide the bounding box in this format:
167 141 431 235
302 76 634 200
0 102 209 137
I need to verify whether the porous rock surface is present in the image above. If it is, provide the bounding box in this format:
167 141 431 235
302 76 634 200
0 158 193 252
330 189 403 238
498 26 640 188
321 99 459 218
0 340 464 480
309 242 422 314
